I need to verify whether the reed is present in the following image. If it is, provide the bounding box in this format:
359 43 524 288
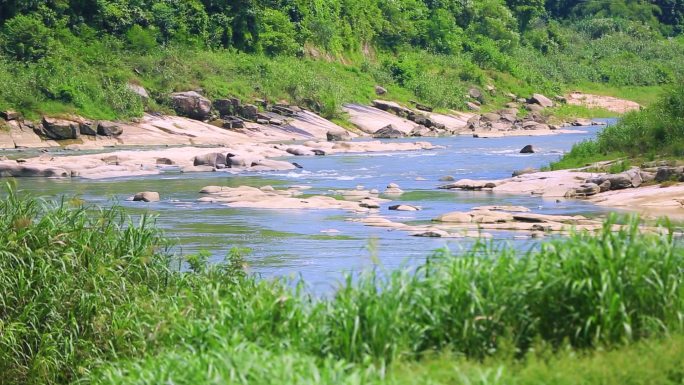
0 185 682 384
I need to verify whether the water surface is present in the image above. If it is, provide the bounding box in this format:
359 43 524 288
9 124 613 292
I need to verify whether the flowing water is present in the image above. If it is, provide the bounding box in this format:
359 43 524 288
7 123 615 292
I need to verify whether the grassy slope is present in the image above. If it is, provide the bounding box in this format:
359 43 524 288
1 187 683 384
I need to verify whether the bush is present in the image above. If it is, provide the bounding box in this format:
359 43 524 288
1 14 55 62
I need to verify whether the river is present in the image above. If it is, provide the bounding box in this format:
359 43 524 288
9 123 612 292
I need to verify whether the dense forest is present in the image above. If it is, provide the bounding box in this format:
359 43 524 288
0 0 683 120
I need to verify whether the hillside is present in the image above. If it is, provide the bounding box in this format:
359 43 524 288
0 1 683 122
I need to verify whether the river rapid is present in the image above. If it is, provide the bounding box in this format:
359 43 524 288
9 123 613 292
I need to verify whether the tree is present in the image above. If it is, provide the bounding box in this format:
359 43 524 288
506 0 545 31
1 14 55 61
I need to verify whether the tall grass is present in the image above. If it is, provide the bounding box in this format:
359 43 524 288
0 186 682 384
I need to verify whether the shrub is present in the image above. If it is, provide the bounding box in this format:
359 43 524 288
1 14 55 62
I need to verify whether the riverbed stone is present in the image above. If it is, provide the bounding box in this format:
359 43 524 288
194 152 227 167
389 204 420 211
133 191 160 202
520 145 535 154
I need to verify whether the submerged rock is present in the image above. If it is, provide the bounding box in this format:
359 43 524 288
520 145 535 154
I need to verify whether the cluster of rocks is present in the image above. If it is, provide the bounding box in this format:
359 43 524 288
191 151 297 171
371 100 455 137
466 93 560 134
566 163 684 198
198 185 390 213
169 91 302 129
1 110 123 142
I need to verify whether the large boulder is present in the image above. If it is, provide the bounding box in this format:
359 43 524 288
79 120 98 136
170 91 212 120
41 117 80 140
326 128 351 141
373 124 404 139
97 121 123 137
529 93 554 108
193 152 227 167
468 88 484 102
372 100 412 117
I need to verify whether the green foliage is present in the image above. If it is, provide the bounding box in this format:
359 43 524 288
1 14 55 62
1 185 683 384
258 9 300 56
553 87 684 169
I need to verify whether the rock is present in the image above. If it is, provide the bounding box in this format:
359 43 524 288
599 180 611 192
468 88 483 102
240 104 259 121
654 166 684 183
529 93 554 108
467 115 481 129
101 155 120 165
133 191 160 202
1 110 20 121
312 149 326 156
375 85 387 95
575 183 600 196
384 183 404 195
79 120 98 136
414 102 433 112
373 124 404 139
200 186 223 194
97 121 123 137
256 118 270 125
214 99 236 116
156 157 175 165
482 113 501 122
413 229 450 238
127 83 149 99
0 163 70 178
326 128 351 141
194 152 227 167
520 145 535 154
439 176 455 182
291 162 304 169
359 200 381 209
41 117 80 140
505 102 518 109
466 102 481 111
572 118 593 126
170 91 212 120
512 167 538 177
522 121 539 129
372 100 412 117
286 147 314 156
434 212 472 223
500 114 517 123
525 103 545 113
409 126 434 137
440 179 497 190
389 204 420 211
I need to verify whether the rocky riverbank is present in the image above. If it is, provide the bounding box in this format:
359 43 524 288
439 163 684 219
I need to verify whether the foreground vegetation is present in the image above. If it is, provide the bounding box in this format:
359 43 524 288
1 186 683 384
551 86 684 170
0 1 683 120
